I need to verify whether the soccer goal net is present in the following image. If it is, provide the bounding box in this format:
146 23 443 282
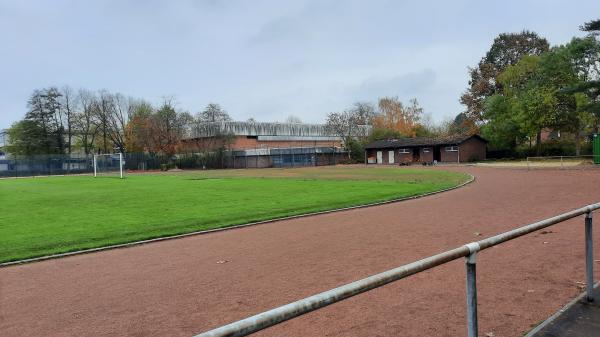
93 153 125 178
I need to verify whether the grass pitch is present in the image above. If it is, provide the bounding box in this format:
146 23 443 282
0 166 469 263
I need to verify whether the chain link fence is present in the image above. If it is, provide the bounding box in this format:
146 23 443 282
0 147 347 178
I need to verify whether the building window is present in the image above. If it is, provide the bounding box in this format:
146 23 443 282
422 148 431 153
445 146 458 152
398 148 410 154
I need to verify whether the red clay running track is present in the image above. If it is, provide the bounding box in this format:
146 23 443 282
1 166 600 337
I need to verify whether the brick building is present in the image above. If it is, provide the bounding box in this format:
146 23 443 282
181 121 345 152
364 134 487 165
180 122 370 168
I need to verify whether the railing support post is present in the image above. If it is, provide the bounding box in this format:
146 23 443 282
465 243 480 337
585 211 594 302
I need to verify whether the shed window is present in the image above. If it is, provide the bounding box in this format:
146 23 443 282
398 148 410 154
445 146 458 152
422 148 431 153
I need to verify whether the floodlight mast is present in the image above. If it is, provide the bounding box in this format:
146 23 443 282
93 155 97 177
120 153 123 179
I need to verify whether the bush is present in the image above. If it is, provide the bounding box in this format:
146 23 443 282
516 141 577 157
176 154 201 169
367 128 405 142
160 163 177 171
488 140 593 159
345 138 365 163
486 149 518 159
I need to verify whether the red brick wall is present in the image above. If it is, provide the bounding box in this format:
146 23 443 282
366 137 486 164
232 137 341 150
366 149 400 164
366 149 412 164
397 151 412 163
181 136 342 151
439 138 486 162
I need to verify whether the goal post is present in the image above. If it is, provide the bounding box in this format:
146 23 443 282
93 153 125 178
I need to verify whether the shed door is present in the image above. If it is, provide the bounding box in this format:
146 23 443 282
376 151 383 164
388 151 395 164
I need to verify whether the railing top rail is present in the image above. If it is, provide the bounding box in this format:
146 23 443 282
193 202 600 337
527 155 598 159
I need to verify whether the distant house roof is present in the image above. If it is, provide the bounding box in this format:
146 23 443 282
364 134 487 149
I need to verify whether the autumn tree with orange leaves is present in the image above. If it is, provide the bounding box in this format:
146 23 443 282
371 97 423 136
124 100 193 155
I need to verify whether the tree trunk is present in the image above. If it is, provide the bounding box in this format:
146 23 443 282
103 120 108 153
83 134 88 154
67 110 72 154
575 131 581 156
536 130 542 156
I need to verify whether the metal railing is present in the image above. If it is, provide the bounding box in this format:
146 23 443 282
193 202 600 337
526 155 599 170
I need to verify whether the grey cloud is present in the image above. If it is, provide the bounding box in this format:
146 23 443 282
0 0 597 128
351 69 437 102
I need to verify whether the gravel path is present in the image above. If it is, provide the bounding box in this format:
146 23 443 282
1 166 599 337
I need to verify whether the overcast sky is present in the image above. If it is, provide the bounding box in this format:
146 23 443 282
0 0 597 129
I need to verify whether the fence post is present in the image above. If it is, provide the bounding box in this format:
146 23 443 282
465 243 480 337
334 147 337 166
561 156 564 169
119 152 124 179
586 211 594 302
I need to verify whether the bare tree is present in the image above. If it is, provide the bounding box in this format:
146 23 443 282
95 90 115 153
108 93 132 153
197 103 231 123
76 89 99 154
285 115 302 124
89 90 132 153
60 86 76 154
349 101 375 138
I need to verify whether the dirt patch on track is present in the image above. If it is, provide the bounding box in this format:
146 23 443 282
1 167 600 337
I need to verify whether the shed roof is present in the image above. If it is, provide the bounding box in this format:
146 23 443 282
364 134 487 149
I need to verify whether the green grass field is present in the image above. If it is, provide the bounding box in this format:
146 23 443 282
0 166 469 263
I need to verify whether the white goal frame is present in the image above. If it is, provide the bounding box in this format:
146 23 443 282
93 153 124 179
